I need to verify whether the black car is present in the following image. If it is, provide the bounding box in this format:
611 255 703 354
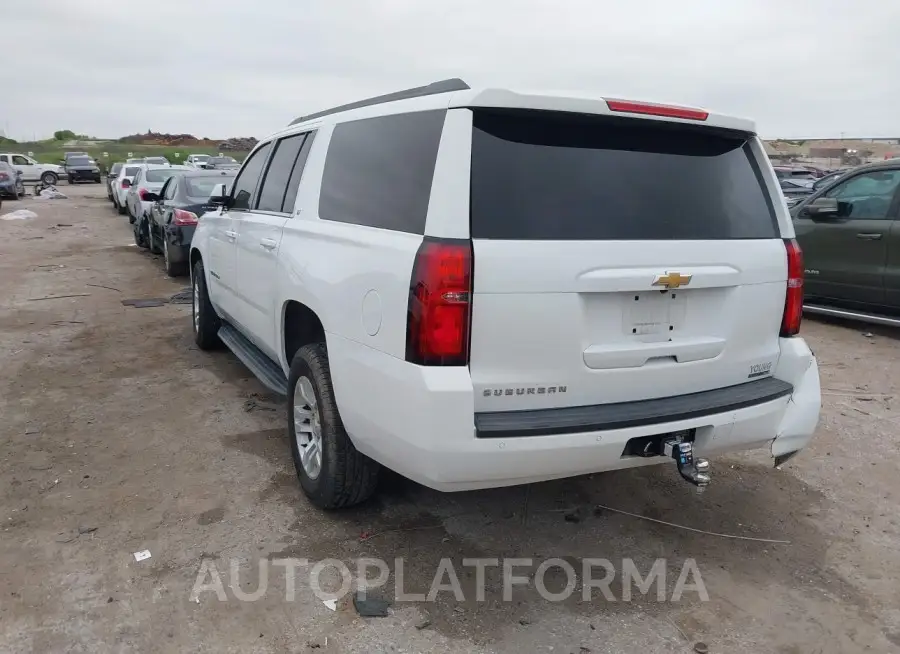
105 162 123 200
66 156 102 183
139 170 236 276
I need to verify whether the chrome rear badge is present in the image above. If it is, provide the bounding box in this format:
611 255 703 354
482 385 568 398
748 362 772 379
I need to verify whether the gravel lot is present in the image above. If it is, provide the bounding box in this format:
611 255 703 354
1 184 899 654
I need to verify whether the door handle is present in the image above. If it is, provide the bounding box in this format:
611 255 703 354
856 233 883 240
260 237 278 250
224 230 237 241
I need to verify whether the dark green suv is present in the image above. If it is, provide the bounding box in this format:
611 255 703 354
791 161 900 325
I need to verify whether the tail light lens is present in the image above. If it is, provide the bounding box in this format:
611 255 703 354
405 238 473 366
781 238 803 337
121 179 131 189
0 173 8 181
606 99 709 121
173 209 198 226
138 188 151 200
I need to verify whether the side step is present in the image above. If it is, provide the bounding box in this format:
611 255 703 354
218 323 288 396
804 304 900 328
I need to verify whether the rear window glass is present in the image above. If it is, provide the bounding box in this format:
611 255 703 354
145 169 174 183
186 175 235 197
470 110 778 240
124 167 140 177
69 157 92 166
110 163 123 174
318 110 446 234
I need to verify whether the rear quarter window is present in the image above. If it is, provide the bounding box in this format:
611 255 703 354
470 110 779 240
318 110 446 234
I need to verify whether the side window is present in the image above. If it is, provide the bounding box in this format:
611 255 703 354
824 170 900 220
0 156 8 163
282 132 316 214
164 179 177 200
12 155 29 165
132 169 142 185
256 133 307 213
231 142 273 210
318 110 446 234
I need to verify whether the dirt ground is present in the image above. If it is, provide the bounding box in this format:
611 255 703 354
1 184 899 654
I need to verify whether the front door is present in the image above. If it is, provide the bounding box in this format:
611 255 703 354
10 155 38 182
794 168 900 307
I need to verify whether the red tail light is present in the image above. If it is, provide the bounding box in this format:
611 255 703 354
121 179 131 189
781 239 803 337
606 99 709 121
173 209 198 226
405 238 473 366
0 173 8 182
138 188 151 200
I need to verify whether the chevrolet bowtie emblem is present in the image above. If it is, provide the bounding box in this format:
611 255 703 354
652 271 692 289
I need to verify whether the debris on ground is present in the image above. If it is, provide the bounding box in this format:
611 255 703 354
78 526 98 535
121 298 168 308
321 599 337 611
564 508 582 523
862 332 874 338
169 288 192 304
37 189 68 200
353 592 391 617
28 293 91 302
415 619 432 630
694 642 709 654
133 550 152 562
1 209 38 221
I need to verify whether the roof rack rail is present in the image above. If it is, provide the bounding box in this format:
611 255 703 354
289 78 470 125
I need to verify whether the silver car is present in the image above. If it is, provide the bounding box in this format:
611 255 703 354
125 165 189 222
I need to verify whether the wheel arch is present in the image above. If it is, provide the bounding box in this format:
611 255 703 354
281 299 326 373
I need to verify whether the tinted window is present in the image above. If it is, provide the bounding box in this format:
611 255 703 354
282 132 316 214
12 155 30 165
470 110 778 240
163 178 177 200
145 169 174 183
823 170 900 219
186 174 236 198
144 157 168 164
256 133 306 212
124 166 140 177
231 143 272 210
318 110 446 233
69 157 92 166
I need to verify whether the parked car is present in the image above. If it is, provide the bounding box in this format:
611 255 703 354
0 153 64 184
791 160 900 325
205 156 240 170
65 156 101 183
125 158 143 164
142 156 170 165
780 178 815 206
0 162 25 199
63 151 88 163
184 154 211 169
124 165 188 223
112 164 143 215
773 167 817 185
105 162 123 200
188 79 821 509
138 169 237 276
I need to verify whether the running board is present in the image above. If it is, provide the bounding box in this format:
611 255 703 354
218 323 288 396
804 304 900 328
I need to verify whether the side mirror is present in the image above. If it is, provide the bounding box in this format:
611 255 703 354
806 197 840 217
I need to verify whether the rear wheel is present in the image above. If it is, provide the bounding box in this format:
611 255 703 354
148 220 162 254
163 235 187 276
191 259 221 350
41 172 58 186
67 176 75 185
133 217 149 249
289 343 380 509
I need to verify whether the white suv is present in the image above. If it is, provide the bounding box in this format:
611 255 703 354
189 79 821 509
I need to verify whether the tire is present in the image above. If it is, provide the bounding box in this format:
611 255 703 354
68 176 75 185
163 236 186 277
288 343 380 509
191 259 221 350
148 218 162 254
133 217 149 249
41 172 58 185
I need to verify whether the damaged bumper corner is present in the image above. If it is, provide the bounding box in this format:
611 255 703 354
771 337 821 466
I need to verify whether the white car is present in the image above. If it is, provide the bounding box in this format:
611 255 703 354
111 163 143 215
0 153 64 184
185 154 212 169
188 79 821 509
124 164 189 222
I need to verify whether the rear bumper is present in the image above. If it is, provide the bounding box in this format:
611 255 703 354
164 224 195 262
68 171 101 182
329 334 821 492
0 181 18 197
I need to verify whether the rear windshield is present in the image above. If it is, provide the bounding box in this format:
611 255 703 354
470 110 779 240
186 175 234 197
124 166 140 177
144 157 168 164
145 169 173 183
69 157 92 166
110 163 123 174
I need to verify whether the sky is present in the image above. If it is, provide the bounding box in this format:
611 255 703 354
1 0 898 141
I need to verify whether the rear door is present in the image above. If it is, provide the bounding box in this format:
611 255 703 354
235 131 315 358
793 168 900 305
466 109 787 412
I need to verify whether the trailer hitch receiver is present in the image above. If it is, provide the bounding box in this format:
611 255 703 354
663 438 711 490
